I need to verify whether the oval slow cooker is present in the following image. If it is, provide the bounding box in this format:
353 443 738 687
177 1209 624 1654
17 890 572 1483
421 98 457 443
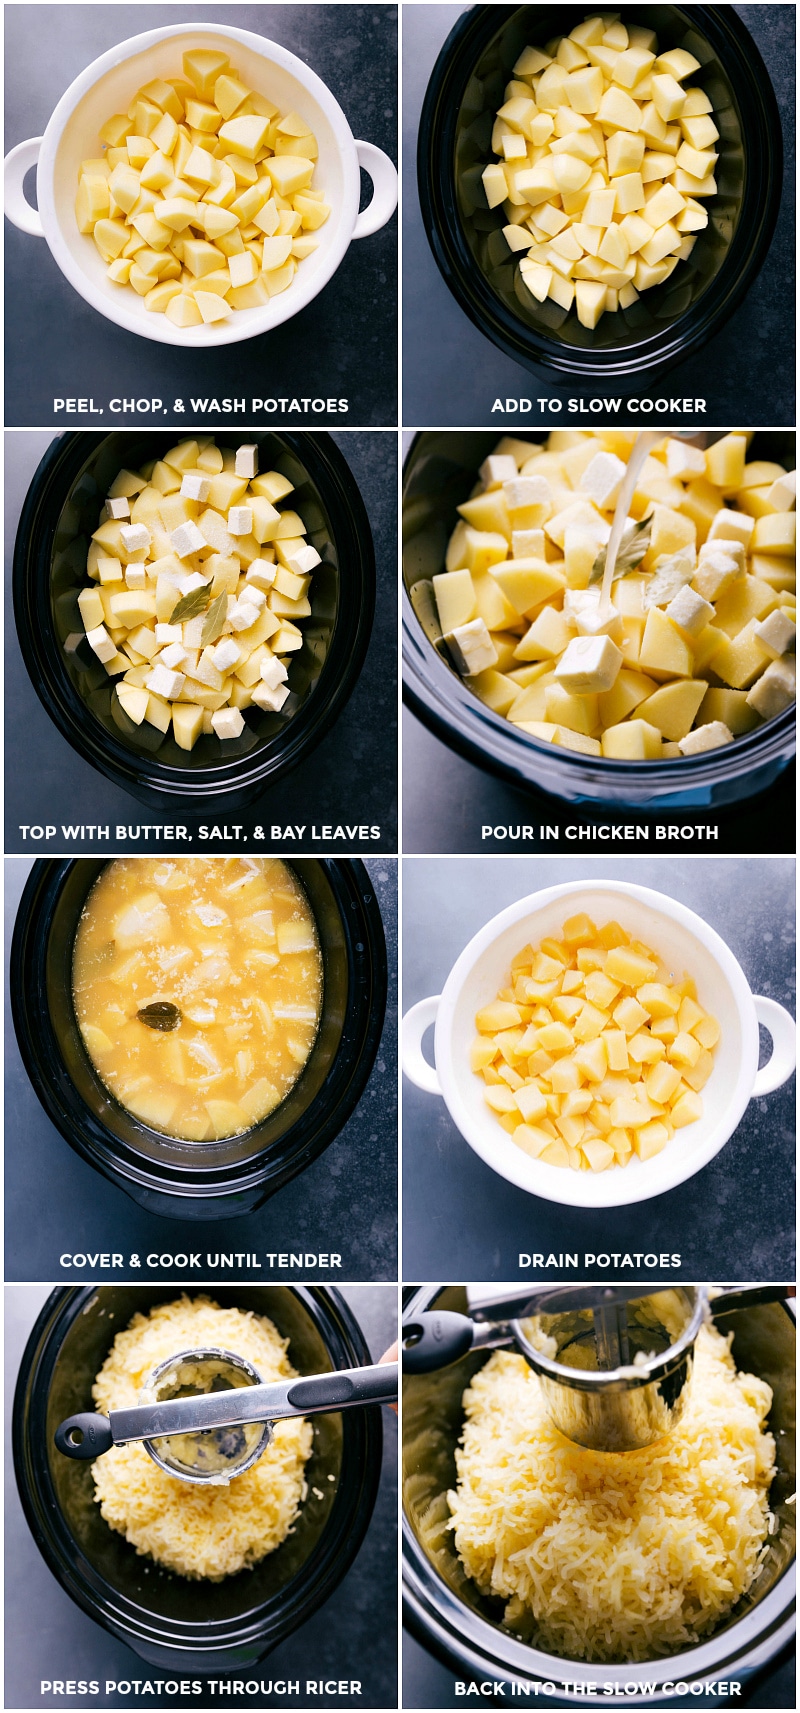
402 429 796 809
11 857 387 1219
14 1284 383 1672
402 1285 796 1706
418 4 783 385
13 430 375 812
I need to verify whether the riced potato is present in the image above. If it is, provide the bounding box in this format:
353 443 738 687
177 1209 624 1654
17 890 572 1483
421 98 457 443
73 856 322 1140
73 437 320 749
482 15 718 326
472 910 720 1171
448 1322 775 1661
433 430 796 758
92 1295 314 1580
77 47 329 326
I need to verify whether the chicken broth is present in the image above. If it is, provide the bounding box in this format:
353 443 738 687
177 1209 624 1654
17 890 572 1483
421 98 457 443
72 857 322 1141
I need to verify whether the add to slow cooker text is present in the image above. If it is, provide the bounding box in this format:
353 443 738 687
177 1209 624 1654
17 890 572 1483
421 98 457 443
18 824 382 844
491 397 707 416
58 1252 342 1271
481 825 719 842
52 397 350 417
454 1680 742 1698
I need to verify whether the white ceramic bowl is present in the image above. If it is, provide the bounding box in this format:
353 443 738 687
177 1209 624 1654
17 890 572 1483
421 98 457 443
402 880 796 1209
4 22 398 347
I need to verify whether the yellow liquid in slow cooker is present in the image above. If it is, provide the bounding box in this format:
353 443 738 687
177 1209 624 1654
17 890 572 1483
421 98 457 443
72 857 322 1141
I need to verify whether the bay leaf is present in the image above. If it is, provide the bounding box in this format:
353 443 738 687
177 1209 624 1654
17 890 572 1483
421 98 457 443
137 1001 181 1032
588 515 652 587
170 584 212 623
200 591 228 647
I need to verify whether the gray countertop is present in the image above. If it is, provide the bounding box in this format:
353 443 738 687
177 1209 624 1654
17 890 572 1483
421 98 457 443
5 429 398 853
5 1283 397 1710
4 855 397 1283
401 855 796 1278
402 3 796 427
4 4 397 428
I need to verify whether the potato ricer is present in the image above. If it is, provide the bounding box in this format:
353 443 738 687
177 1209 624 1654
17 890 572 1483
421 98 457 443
402 1285 786 1453
54 1348 398 1483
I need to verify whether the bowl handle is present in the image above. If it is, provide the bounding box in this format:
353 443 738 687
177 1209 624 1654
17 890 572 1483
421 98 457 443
4 138 44 236
352 141 398 239
752 996 797 1096
402 995 442 1095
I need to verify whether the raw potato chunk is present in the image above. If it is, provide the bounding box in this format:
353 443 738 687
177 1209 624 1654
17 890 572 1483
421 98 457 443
483 19 718 324
76 48 329 329
473 911 719 1171
429 429 795 761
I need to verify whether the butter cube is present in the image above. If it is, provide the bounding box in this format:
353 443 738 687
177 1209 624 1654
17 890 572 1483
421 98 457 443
229 599 261 631
555 633 623 692
446 619 499 676
707 508 755 550
579 451 626 509
246 558 277 590
282 544 320 575
211 706 246 740
235 444 259 479
692 551 742 603
171 521 206 558
252 679 291 712
155 623 182 645
106 496 131 520
159 642 187 670
665 585 713 636
746 656 796 719
125 563 147 590
181 472 211 502
678 721 734 754
260 653 289 688
480 454 518 489
86 624 116 663
120 522 151 556
754 609 796 658
765 470 796 512
146 662 186 699
210 638 242 674
228 505 253 536
665 438 706 480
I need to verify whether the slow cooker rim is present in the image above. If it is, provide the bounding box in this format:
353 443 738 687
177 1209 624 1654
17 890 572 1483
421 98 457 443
10 855 388 1201
417 3 783 380
12 429 376 804
401 1285 797 1701
13 1284 384 1655
401 430 796 804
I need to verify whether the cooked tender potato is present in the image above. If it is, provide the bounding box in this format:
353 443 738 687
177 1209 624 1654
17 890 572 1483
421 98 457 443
483 17 717 325
430 431 795 758
473 913 719 1171
73 856 322 1142
77 50 329 326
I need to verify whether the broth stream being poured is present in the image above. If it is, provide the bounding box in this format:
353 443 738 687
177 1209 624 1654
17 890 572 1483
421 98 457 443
72 857 322 1140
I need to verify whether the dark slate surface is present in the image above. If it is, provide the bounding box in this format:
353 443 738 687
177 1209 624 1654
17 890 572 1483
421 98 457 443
401 708 797 856
401 855 796 1279
4 856 397 1282
402 3 796 426
4 1284 397 1710
4 431 398 853
4 5 397 428
402 1629 796 1709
